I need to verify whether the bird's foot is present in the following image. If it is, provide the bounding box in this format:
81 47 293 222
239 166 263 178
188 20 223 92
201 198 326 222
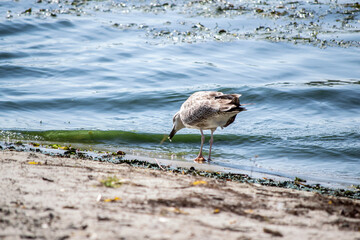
194 156 207 163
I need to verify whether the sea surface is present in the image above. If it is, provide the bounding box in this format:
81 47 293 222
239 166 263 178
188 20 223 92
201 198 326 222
1 0 360 187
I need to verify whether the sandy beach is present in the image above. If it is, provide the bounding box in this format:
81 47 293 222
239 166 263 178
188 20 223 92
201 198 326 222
1 150 359 240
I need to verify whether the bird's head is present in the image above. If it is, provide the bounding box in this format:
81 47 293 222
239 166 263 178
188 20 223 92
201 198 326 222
168 112 185 141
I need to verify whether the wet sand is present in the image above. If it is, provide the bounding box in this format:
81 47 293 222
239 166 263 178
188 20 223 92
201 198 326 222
1 150 359 240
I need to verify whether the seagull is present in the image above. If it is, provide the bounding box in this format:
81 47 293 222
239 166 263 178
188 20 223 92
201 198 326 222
168 91 246 163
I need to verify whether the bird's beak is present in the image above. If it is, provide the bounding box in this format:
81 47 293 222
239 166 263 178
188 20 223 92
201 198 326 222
168 127 177 142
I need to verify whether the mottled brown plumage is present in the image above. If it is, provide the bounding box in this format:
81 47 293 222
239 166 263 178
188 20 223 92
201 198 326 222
169 91 246 162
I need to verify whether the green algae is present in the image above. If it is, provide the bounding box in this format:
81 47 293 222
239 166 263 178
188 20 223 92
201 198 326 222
100 176 123 188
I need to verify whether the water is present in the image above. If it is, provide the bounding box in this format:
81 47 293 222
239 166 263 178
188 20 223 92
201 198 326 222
1 0 360 187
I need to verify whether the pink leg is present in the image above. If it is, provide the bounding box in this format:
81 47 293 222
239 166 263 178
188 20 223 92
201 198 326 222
208 129 215 161
194 129 206 163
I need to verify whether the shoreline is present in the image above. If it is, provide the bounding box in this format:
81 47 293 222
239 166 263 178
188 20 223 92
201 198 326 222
1 132 359 190
1 141 360 199
1 149 360 239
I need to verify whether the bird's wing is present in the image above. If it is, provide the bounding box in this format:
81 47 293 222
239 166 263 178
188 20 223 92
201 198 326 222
214 94 244 113
180 92 220 125
180 92 245 126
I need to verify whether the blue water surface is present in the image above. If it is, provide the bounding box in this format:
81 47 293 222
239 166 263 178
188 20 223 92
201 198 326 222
1 0 360 187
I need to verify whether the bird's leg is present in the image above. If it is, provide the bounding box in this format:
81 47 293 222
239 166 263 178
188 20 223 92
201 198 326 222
194 129 206 163
208 129 215 161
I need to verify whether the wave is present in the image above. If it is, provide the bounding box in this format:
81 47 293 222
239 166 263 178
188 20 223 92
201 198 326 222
1 83 359 115
0 130 274 146
0 19 74 37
